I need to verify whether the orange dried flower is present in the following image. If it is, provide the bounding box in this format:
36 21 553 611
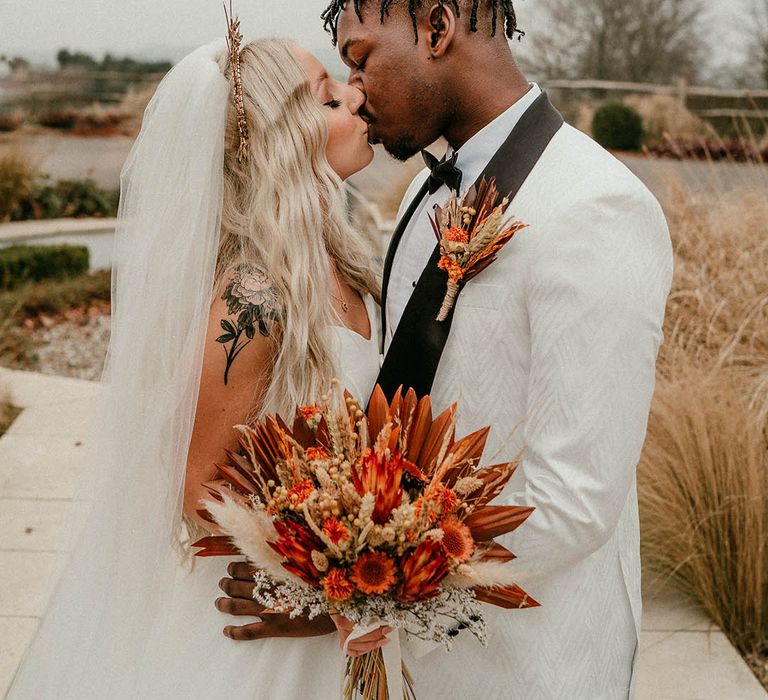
287 479 314 504
438 257 464 282
305 446 331 461
299 404 321 421
351 551 396 595
427 484 458 514
323 568 355 601
413 497 439 526
440 516 475 562
322 517 350 545
444 226 469 243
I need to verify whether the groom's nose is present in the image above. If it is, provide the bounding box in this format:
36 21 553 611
348 85 366 114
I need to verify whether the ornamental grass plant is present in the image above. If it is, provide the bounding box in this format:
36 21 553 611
638 168 768 687
0 382 20 437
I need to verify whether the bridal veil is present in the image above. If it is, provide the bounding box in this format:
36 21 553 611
8 39 231 698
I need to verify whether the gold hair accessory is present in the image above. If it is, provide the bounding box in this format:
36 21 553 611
224 1 249 163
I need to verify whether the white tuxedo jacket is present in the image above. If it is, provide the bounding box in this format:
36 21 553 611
392 124 673 699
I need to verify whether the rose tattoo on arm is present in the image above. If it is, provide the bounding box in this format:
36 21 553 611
217 263 282 385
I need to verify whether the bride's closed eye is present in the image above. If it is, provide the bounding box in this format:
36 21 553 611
324 98 342 109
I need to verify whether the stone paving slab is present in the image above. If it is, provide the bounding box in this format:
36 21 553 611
0 368 100 410
0 499 88 552
0 551 66 618
5 398 97 440
0 434 85 500
0 618 38 700
637 630 767 699
640 579 713 633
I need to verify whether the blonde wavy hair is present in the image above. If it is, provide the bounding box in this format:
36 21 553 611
215 38 380 421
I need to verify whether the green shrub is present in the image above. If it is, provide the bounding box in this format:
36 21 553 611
0 114 22 133
23 179 119 219
36 109 79 130
0 153 38 222
7 179 118 221
592 102 645 152
0 245 90 291
0 269 110 320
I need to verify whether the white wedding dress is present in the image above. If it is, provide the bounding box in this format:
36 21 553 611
130 297 381 700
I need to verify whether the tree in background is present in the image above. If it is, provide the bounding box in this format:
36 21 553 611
526 0 706 83
747 0 768 86
0 55 31 72
57 49 98 70
56 49 171 75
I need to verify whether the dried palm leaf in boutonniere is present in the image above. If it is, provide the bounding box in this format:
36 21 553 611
430 176 527 321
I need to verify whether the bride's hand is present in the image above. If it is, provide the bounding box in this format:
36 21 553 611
330 613 393 658
216 562 335 640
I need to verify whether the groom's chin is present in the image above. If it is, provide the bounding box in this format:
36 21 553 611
382 137 421 163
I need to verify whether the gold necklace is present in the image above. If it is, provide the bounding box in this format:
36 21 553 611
331 265 349 313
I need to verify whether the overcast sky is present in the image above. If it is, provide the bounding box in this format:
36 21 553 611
0 0 748 70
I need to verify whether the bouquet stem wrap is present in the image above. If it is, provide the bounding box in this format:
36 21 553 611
437 281 461 322
343 621 403 700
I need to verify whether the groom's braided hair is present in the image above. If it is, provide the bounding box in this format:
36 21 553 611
321 0 523 46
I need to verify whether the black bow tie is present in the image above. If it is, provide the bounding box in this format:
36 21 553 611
422 150 463 195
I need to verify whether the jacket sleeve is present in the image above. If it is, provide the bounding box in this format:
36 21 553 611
496 188 673 581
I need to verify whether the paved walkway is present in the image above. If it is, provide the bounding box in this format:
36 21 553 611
0 367 765 699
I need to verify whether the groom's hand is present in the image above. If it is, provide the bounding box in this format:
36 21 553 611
216 561 335 640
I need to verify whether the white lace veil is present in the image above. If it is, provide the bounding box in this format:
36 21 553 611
8 39 231 698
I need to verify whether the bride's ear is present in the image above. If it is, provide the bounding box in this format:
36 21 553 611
423 2 457 58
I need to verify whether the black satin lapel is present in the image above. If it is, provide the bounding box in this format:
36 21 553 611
375 93 564 402
379 178 430 344
377 243 452 400
483 92 565 199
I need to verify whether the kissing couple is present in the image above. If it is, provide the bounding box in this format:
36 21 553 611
9 1 672 699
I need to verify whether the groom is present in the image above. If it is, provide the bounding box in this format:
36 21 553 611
218 1 673 697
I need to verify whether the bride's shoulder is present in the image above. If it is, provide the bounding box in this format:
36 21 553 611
203 260 284 385
216 261 282 322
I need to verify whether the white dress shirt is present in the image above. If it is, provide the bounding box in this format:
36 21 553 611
385 83 542 349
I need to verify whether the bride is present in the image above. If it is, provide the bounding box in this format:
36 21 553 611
10 24 388 700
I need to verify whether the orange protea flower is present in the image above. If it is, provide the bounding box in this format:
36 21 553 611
323 568 355 601
287 478 315 504
352 448 404 524
305 446 331 461
351 551 396 595
439 516 474 562
323 516 350 545
299 404 321 421
268 519 323 586
427 484 458 515
397 540 449 602
444 226 469 243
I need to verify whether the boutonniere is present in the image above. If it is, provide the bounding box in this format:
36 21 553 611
429 176 527 321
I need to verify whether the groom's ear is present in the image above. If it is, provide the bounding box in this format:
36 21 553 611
422 2 457 59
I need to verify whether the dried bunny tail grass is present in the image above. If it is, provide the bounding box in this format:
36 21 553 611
443 560 524 590
638 369 768 658
203 496 289 582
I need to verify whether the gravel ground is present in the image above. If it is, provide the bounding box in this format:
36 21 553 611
30 313 111 381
